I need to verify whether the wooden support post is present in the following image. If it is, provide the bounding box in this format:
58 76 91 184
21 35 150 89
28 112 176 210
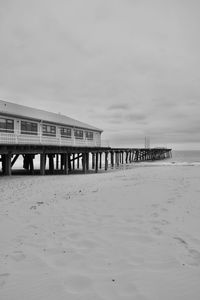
68 154 71 171
92 153 95 169
5 154 12 176
29 155 34 174
117 152 119 166
48 154 54 174
105 152 108 170
99 152 102 169
61 154 64 170
56 154 59 170
23 155 29 170
131 151 134 162
40 153 46 175
141 151 144 161
77 154 80 169
1 155 6 174
63 153 68 174
115 152 117 165
125 151 128 164
122 152 124 164
128 151 131 163
135 150 138 162
86 153 89 171
82 152 86 174
130 151 132 162
111 151 114 167
60 154 63 172
95 152 99 173
72 154 75 170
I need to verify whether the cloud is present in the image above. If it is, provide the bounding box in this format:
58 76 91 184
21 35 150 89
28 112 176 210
125 113 147 122
108 103 130 111
0 0 200 149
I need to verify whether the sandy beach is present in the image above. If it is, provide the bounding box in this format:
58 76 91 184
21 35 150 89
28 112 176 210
1 164 200 300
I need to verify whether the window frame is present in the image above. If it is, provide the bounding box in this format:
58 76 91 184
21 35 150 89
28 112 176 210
21 120 38 135
85 131 94 140
0 117 14 133
60 127 72 138
74 129 84 139
42 124 56 137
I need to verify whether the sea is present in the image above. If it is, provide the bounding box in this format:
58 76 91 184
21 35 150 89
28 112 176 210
170 150 200 164
149 150 200 166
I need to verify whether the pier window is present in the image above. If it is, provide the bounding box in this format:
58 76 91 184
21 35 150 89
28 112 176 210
85 131 93 140
42 124 56 136
0 117 14 133
21 121 38 135
60 127 72 138
74 129 83 139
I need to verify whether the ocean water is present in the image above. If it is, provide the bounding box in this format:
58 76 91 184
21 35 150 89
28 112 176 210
150 150 200 166
170 150 200 164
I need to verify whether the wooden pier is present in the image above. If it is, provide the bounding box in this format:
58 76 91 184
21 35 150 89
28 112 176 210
0 145 172 176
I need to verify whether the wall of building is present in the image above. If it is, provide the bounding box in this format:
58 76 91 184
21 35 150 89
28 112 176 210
0 114 102 147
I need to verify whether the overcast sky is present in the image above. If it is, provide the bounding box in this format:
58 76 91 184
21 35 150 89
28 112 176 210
0 0 200 149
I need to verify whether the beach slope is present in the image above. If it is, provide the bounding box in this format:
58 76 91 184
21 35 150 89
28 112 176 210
1 165 200 299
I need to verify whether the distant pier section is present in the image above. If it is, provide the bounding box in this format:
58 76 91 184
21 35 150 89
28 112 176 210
0 100 172 176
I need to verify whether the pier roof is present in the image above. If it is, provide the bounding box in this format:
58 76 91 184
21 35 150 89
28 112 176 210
0 99 102 132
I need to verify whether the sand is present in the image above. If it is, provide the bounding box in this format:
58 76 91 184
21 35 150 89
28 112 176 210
1 164 200 300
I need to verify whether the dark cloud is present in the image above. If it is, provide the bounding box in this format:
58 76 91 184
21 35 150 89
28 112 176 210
108 104 130 111
125 113 147 122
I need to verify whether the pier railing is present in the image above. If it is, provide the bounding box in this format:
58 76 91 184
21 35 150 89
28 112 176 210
0 131 101 147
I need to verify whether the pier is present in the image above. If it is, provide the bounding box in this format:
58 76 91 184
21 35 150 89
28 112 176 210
0 145 172 176
0 100 172 176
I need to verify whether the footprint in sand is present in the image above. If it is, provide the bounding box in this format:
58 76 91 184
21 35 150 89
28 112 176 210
174 236 200 266
0 273 10 287
151 212 159 218
167 198 175 204
152 227 163 236
161 219 169 225
10 251 26 262
151 203 159 208
186 249 200 266
174 236 187 246
161 208 168 212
